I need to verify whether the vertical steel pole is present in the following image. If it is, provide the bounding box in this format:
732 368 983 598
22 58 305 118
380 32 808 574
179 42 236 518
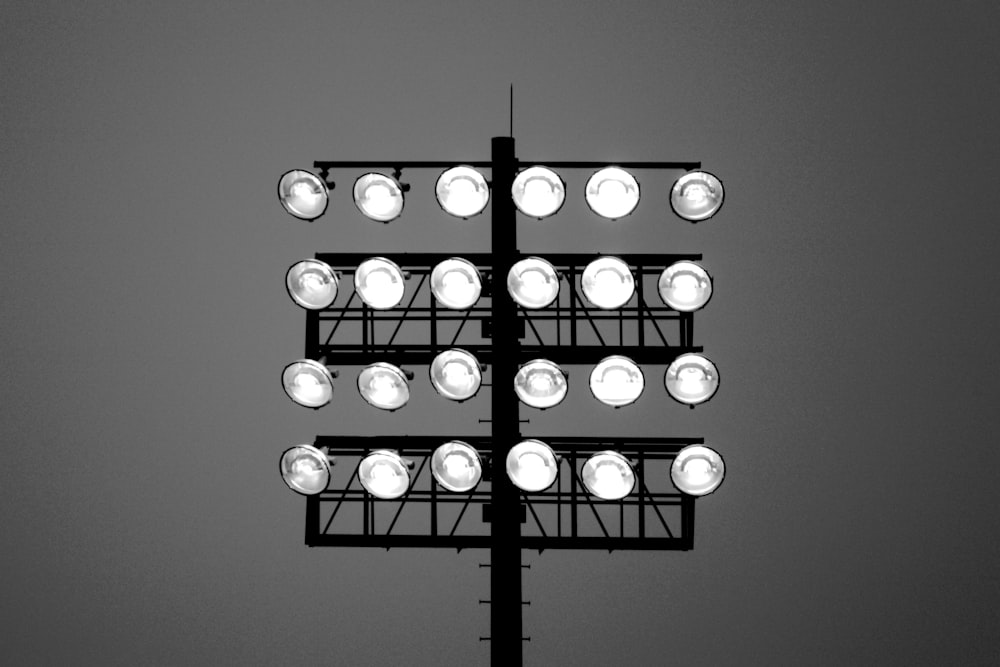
490 136 522 665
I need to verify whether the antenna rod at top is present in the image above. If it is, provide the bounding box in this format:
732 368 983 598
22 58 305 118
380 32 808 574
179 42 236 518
510 83 513 137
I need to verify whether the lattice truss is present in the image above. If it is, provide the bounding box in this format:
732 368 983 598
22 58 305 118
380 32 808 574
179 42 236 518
306 436 698 552
307 252 705 366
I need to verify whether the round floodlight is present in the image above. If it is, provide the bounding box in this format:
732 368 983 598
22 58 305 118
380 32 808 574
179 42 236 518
582 451 636 500
581 256 635 309
585 167 639 219
282 359 335 408
277 170 329 220
286 259 338 310
507 257 559 309
355 257 405 309
671 171 724 221
659 262 713 312
589 355 644 407
359 450 411 499
436 166 490 218
358 362 410 410
432 441 483 492
512 166 566 218
671 445 725 496
665 354 720 405
280 445 332 495
430 349 482 401
506 440 558 492
431 258 482 309
514 359 568 409
353 173 404 222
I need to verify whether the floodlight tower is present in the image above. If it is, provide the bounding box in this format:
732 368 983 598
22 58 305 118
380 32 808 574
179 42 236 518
276 135 727 666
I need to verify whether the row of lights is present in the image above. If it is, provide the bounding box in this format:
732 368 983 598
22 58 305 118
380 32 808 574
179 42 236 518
278 166 724 223
283 352 719 410
280 440 725 500
287 256 712 312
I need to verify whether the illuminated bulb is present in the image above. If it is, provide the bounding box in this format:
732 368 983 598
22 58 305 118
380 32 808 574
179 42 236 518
358 363 410 410
589 355 644 407
665 354 720 405
353 173 404 222
507 257 559 309
279 444 332 495
431 258 482 309
581 257 634 309
670 445 725 496
582 451 635 500
670 171 724 221
436 166 490 218
431 441 483 492
355 258 405 309
286 259 338 309
359 450 410 499
282 359 335 408
506 440 558 492
512 166 566 218
514 360 568 409
430 349 482 401
658 261 712 311
277 170 329 220
585 167 639 219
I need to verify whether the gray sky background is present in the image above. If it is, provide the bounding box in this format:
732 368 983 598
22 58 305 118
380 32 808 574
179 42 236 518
2 1 998 665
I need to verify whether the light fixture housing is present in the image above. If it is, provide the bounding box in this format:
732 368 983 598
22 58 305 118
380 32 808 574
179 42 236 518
514 359 568 409
286 259 338 310
353 173 404 222
511 166 566 218
581 256 635 309
589 355 644 407
658 261 713 312
282 359 336 408
582 451 636 500
670 171 724 222
435 166 490 218
358 362 410 410
279 444 333 495
665 354 720 406
431 257 482 309
355 257 405 309
585 167 639 220
507 257 560 309
506 439 558 492
431 441 483 492
359 450 411 499
429 349 483 402
670 445 725 496
277 170 329 220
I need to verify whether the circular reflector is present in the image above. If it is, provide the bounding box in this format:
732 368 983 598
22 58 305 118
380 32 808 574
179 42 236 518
659 262 713 312
581 256 635 309
582 451 635 500
589 355 644 407
358 362 410 410
507 257 559 309
436 166 490 218
431 258 482 309
512 166 566 218
280 445 332 495
359 450 410 499
665 354 720 405
286 259 338 310
355 257 405 309
671 445 725 496
430 349 482 401
671 171 724 221
277 170 329 220
353 173 404 222
282 359 335 408
506 440 558 492
514 360 567 409
432 441 483 492
585 167 639 219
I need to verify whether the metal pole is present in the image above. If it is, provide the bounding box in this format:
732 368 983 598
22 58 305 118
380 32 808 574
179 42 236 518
490 135 522 665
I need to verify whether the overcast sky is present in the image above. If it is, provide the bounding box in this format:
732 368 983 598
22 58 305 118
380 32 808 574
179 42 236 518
2 1 998 665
